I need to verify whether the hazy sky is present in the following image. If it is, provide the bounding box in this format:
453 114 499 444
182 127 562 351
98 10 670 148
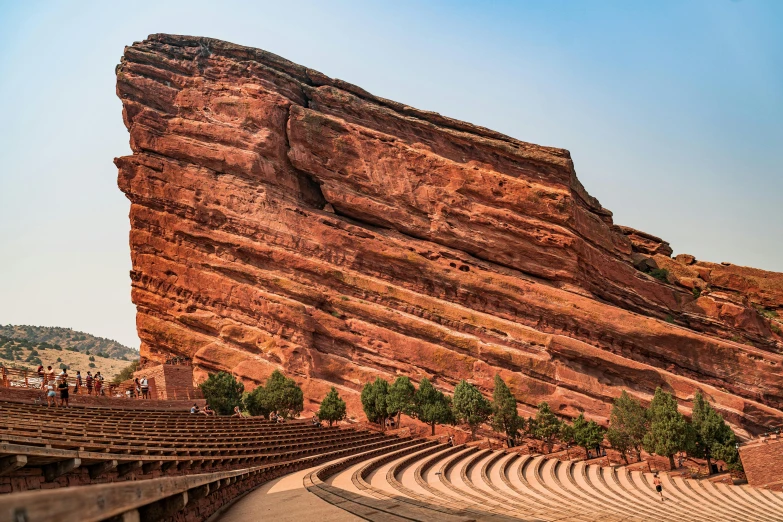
1 1 781 349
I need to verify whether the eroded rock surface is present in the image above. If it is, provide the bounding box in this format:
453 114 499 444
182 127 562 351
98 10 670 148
116 34 783 436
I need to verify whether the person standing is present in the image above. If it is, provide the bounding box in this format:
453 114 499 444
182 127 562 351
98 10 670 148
85 371 94 395
45 378 56 407
94 372 103 396
140 376 149 399
46 366 55 390
74 371 82 394
57 377 69 408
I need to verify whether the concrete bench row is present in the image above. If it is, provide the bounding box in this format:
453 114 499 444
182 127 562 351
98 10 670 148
0 433 414 522
0 428 388 487
303 443 783 521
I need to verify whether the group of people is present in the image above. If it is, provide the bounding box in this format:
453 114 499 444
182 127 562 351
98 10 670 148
36 364 151 405
38 365 109 407
190 403 215 415
125 377 150 399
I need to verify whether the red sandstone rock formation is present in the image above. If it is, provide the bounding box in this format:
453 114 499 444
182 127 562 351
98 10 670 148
116 34 783 437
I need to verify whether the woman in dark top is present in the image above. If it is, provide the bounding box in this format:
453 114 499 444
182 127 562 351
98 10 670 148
57 378 69 408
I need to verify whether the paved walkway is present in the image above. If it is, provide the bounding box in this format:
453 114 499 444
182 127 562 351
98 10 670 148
216 465 363 522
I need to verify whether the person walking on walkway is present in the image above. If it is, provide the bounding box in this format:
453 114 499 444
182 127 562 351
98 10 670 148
653 473 664 501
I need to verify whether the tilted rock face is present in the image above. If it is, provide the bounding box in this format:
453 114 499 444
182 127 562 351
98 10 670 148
116 34 783 437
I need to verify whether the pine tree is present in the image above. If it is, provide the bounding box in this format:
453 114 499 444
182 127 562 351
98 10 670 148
532 402 562 453
199 372 244 415
412 377 454 435
490 375 524 447
453 380 492 440
263 370 304 419
387 376 416 427
242 370 304 419
572 414 605 458
607 391 648 463
691 391 741 473
243 385 270 418
559 422 576 459
643 387 695 469
361 377 390 429
317 386 347 426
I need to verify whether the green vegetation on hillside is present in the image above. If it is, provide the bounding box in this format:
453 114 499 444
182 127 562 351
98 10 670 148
0 325 137 360
0 326 138 380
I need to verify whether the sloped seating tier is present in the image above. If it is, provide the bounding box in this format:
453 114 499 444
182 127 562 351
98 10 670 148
0 432 413 522
304 443 783 521
0 400 390 494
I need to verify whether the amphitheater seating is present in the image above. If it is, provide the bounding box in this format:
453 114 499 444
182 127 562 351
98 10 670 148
0 400 408 521
303 442 783 521
3 399 783 521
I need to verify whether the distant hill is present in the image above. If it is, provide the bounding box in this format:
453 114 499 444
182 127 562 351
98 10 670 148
0 325 138 360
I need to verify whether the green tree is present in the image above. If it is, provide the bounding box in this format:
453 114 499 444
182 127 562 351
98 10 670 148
490 375 524 447
243 386 271 418
387 376 416 427
559 422 576 458
691 391 742 473
361 377 390 429
317 386 347 426
412 377 454 435
112 360 139 384
199 372 244 415
643 387 695 469
572 414 606 458
607 391 648 463
453 380 492 440
88 356 95 362
263 370 304 419
531 402 562 453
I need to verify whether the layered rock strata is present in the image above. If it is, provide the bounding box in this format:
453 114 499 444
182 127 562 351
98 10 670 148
116 34 783 437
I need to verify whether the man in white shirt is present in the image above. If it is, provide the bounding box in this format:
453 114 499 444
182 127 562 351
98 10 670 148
140 377 149 399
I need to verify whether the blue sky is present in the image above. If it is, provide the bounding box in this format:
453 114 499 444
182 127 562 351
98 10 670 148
1 0 781 349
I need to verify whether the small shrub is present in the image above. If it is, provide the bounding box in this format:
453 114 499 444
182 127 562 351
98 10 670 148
692 287 701 299
755 306 779 320
664 315 675 324
88 362 96 368
771 324 781 335
89 356 95 362
649 268 669 283
56 357 62 363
